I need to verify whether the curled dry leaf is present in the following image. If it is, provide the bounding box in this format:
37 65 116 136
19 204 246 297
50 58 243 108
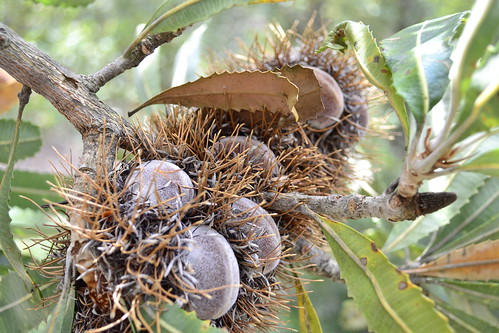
279 64 344 127
129 71 299 119
406 239 499 281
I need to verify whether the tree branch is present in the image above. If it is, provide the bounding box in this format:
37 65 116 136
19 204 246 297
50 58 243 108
84 29 184 92
294 237 341 281
265 179 457 222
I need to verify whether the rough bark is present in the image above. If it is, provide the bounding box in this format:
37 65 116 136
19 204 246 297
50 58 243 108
265 179 457 222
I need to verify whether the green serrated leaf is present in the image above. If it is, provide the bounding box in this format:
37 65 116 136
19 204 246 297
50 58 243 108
380 12 467 126
318 21 409 142
127 0 286 55
424 176 499 260
0 116 32 290
30 0 94 7
0 271 50 332
424 279 499 310
438 302 498 333
0 170 61 209
0 119 41 163
141 302 224 333
459 148 499 176
383 172 488 253
295 277 323 333
318 216 451 333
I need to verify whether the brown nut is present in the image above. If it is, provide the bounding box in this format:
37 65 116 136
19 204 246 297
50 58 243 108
306 66 345 130
231 197 281 274
213 136 279 175
185 225 240 320
127 160 195 209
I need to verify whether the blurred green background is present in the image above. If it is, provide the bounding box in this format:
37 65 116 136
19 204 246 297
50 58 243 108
0 0 473 332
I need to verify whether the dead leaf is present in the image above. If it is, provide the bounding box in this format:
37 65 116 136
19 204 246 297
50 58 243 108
0 68 22 113
129 71 299 119
280 65 345 128
406 239 499 281
278 65 324 122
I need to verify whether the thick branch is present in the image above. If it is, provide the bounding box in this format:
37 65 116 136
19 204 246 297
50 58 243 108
84 29 184 92
0 23 128 139
265 180 456 222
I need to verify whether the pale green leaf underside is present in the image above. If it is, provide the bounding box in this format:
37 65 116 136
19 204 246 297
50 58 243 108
0 119 41 163
459 148 499 176
438 302 499 333
426 279 499 309
380 12 467 125
318 21 409 141
0 272 50 332
424 176 499 260
319 217 451 333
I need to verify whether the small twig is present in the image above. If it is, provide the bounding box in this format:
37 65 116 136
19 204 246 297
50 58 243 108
294 237 341 281
85 29 184 92
265 179 457 222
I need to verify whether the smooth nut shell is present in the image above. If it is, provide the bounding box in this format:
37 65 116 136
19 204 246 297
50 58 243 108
186 225 240 320
231 197 281 274
127 160 195 209
213 136 279 175
306 66 345 130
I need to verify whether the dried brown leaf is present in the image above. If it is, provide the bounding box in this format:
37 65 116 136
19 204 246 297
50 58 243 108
129 71 299 119
278 65 324 122
407 239 499 281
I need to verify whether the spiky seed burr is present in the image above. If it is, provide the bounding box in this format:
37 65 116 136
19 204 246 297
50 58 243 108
230 197 281 274
213 136 280 176
184 225 241 320
126 160 195 209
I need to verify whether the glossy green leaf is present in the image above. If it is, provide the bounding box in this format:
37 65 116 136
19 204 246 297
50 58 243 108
295 277 323 333
437 302 498 333
456 50 499 139
452 0 499 138
0 116 32 290
0 119 41 163
127 0 286 55
458 148 499 176
380 12 467 125
383 172 488 252
141 302 224 333
0 170 61 209
318 216 451 333
30 0 94 6
424 176 499 260
318 21 409 141
0 271 50 332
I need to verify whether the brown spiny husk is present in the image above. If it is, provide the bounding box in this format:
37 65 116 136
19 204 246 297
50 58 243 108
36 18 372 333
212 16 370 167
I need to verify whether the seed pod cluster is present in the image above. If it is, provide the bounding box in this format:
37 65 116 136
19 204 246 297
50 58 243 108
41 18 371 333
